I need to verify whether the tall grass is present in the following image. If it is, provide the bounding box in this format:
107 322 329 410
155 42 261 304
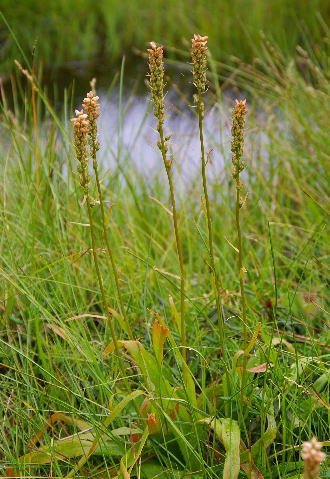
0 34 329 478
1 0 329 75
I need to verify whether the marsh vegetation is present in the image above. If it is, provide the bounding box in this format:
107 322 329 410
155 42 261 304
0 3 329 478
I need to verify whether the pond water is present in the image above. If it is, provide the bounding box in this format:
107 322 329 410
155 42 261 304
3 59 268 186
35 59 244 181
96 90 234 184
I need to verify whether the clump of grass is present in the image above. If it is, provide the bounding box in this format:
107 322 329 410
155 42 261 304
0 30 329 479
1 1 329 75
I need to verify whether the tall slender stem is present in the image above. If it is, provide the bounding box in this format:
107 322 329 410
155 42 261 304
198 99 230 417
231 99 248 343
31 62 40 192
159 129 186 355
198 102 224 351
71 109 126 379
147 42 186 358
235 185 247 341
191 34 225 352
82 91 133 340
68 105 139 479
85 196 123 361
93 159 134 340
231 100 249 404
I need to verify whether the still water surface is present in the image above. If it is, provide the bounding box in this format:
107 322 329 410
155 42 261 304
94 91 235 183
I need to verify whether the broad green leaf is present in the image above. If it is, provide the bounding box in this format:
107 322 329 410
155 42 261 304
220 419 241 479
65 390 145 478
103 339 174 399
18 432 124 465
158 406 205 471
103 389 145 428
240 413 277 464
158 316 198 410
199 417 240 479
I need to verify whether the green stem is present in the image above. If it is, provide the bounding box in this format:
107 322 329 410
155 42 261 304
158 124 186 359
197 99 225 353
92 157 133 340
197 96 230 417
85 191 126 376
235 185 247 342
235 181 248 401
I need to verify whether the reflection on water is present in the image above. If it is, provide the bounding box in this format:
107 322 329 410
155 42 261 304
2 61 269 189
2 60 266 187
96 91 234 185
